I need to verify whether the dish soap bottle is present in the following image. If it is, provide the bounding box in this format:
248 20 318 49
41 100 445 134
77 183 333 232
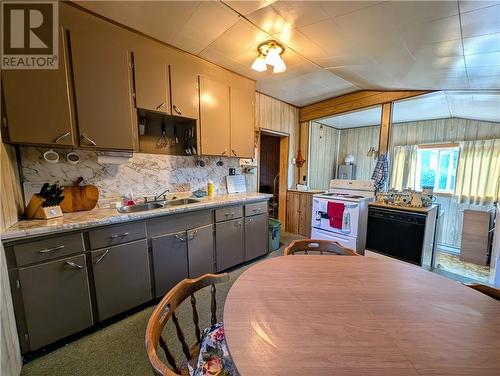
207 180 215 197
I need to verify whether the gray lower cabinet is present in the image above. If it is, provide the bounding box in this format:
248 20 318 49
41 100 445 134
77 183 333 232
18 254 93 350
216 219 244 272
91 239 151 320
245 214 268 261
151 231 189 298
188 224 214 278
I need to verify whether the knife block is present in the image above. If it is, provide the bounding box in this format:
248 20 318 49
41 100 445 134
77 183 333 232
24 195 63 220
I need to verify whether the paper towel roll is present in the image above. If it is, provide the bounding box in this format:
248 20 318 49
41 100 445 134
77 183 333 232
96 151 132 165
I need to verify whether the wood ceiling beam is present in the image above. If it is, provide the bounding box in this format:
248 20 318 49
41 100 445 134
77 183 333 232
299 90 431 123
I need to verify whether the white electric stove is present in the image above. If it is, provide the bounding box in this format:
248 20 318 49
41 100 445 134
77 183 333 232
311 180 375 254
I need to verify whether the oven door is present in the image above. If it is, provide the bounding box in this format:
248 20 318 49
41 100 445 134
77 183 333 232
311 227 357 251
313 198 360 237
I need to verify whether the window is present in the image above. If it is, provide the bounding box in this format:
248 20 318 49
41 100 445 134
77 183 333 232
415 146 459 194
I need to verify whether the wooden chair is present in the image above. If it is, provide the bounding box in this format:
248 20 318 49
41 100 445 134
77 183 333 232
145 273 230 376
284 239 359 256
464 283 500 300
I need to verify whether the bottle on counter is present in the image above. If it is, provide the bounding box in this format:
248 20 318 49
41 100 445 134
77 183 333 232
207 180 215 197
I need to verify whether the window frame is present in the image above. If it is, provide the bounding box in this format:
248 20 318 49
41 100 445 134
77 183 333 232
415 144 460 195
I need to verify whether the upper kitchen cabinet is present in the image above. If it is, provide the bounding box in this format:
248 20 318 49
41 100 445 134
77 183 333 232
170 62 199 120
1 29 75 147
69 31 135 150
133 50 170 114
230 87 255 158
199 76 230 156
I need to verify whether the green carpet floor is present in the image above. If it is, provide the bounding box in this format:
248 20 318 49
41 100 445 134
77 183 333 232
21 232 302 376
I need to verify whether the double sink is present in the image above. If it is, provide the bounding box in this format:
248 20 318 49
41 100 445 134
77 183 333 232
117 198 201 213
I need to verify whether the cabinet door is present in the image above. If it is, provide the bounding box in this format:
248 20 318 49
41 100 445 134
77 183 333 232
151 232 189 298
199 76 230 156
170 63 199 119
18 255 93 350
298 194 313 238
70 31 135 150
245 214 268 261
133 51 170 113
286 192 300 234
216 219 244 272
92 240 151 320
187 224 214 278
2 29 74 146
230 87 255 158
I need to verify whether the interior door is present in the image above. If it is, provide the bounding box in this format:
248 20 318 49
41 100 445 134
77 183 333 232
199 76 230 156
2 28 74 146
230 87 255 158
133 51 170 113
69 31 135 150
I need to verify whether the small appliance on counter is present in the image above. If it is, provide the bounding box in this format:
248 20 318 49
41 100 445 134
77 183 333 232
311 179 375 254
375 188 436 208
24 183 65 219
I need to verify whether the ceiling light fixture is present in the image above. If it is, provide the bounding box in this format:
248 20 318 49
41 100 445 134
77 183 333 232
251 40 286 73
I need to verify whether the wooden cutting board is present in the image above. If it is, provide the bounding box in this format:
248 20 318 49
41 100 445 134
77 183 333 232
60 177 99 213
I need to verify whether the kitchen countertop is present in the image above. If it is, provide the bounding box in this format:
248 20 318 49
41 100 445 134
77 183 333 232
1 193 272 242
369 201 438 214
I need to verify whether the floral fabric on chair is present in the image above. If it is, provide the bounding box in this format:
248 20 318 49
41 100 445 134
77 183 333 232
191 323 239 376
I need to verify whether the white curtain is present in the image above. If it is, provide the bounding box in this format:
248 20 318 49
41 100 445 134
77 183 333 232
390 145 418 190
454 139 500 205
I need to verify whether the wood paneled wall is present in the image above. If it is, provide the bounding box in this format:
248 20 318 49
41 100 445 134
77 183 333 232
0 135 23 231
338 126 380 181
392 118 500 146
309 122 339 190
254 92 299 189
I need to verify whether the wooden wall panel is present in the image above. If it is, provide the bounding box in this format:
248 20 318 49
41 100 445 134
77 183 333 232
297 121 309 185
1 136 23 231
308 122 339 190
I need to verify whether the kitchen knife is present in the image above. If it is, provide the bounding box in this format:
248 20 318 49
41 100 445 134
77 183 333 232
39 183 50 197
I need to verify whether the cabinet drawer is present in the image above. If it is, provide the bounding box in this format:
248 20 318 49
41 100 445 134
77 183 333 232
215 205 243 222
88 222 146 249
245 201 268 217
91 239 151 320
13 233 84 267
147 210 212 237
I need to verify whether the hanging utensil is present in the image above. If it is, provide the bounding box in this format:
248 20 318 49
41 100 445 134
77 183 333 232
174 124 179 144
156 121 168 148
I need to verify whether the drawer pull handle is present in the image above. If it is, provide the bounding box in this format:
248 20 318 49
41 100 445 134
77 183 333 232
175 234 186 242
39 245 65 253
188 230 198 240
252 208 262 212
110 232 130 239
224 212 235 217
95 250 109 264
65 261 84 269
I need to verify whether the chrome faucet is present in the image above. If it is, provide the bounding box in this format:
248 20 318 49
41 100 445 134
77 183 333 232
153 188 170 202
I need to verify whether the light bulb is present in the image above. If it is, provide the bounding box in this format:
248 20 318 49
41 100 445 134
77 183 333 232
251 54 267 72
264 47 281 67
272 55 286 73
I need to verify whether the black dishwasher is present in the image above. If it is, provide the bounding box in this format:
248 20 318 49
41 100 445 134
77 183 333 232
366 206 426 265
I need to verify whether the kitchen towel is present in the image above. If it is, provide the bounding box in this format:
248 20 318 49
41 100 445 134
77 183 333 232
327 202 344 229
372 154 388 191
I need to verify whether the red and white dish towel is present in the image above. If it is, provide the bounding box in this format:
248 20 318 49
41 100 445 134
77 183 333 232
327 202 344 229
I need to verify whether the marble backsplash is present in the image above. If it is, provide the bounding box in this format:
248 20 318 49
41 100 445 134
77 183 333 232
19 147 243 204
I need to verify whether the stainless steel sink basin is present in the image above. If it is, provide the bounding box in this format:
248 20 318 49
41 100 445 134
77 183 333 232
117 202 165 213
165 198 201 206
117 198 201 213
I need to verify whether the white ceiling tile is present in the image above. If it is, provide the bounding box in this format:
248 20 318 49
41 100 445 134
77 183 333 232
465 52 500 67
246 5 292 35
171 1 239 54
459 1 500 13
273 28 326 58
467 66 500 78
468 77 500 89
461 4 500 38
327 64 402 90
405 40 463 59
270 1 330 28
320 1 382 19
463 33 500 55
222 1 271 16
393 92 451 123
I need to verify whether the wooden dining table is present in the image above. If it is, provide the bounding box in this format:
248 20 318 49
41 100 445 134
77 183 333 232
223 256 500 375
